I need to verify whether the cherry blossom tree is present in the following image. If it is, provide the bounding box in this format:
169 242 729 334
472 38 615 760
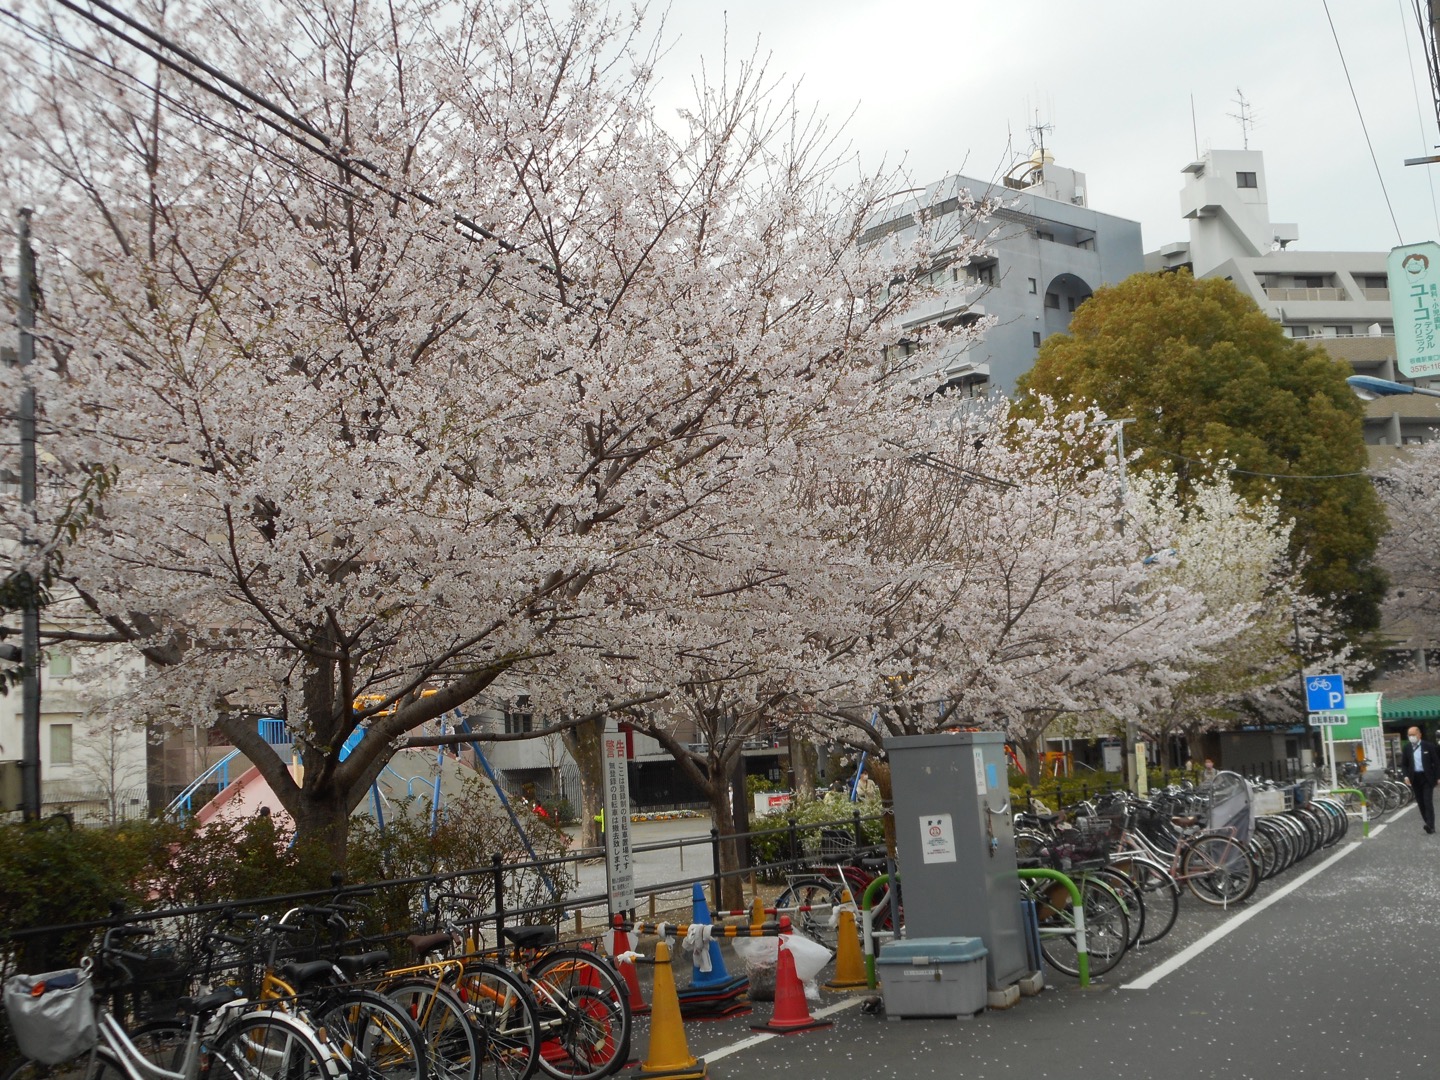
805 403 1252 838
1123 469 1313 765
0 0 988 863
1378 440 1440 681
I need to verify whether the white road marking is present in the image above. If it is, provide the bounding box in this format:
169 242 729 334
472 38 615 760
1121 836 1364 990
703 996 865 1062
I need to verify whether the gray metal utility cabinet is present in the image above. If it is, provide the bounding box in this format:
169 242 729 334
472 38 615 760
886 732 1028 989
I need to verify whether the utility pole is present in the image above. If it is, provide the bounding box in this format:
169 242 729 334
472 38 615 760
17 208 42 821
1100 417 1140 790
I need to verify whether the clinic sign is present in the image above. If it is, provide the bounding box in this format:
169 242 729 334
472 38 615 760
1388 241 1440 378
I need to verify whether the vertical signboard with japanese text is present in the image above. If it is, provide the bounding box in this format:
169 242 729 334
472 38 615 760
1388 241 1440 378
602 723 635 914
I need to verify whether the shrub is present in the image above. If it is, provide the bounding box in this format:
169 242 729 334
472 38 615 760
748 790 885 880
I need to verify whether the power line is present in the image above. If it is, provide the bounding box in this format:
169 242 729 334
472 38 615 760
1398 0 1440 236
1323 0 1404 245
51 0 586 309
1132 442 1372 481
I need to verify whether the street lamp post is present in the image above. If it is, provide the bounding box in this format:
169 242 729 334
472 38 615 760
1346 375 1440 400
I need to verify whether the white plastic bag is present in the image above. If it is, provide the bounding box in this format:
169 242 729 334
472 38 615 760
731 936 779 1000
731 935 833 1003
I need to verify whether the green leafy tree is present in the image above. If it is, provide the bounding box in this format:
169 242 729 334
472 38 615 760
1017 271 1385 633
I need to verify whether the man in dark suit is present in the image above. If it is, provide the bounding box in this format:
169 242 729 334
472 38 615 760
1399 726 1440 834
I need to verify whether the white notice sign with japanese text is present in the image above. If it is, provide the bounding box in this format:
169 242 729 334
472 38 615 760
919 813 957 864
602 724 635 914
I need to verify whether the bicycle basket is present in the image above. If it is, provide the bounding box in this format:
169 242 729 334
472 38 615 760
3 966 98 1065
1034 817 1116 869
801 828 856 860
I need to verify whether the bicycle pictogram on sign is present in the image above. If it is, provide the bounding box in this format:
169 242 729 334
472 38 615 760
1304 674 1346 713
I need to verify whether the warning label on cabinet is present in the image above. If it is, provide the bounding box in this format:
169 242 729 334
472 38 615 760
919 813 957 864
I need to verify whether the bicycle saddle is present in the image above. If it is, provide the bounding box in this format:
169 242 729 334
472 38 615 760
276 959 341 990
406 931 454 957
503 925 558 949
335 950 391 978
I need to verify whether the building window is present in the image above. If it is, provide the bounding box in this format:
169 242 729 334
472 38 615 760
1028 277 1037 294
1066 296 1077 312
1044 293 1060 309
1296 276 1324 289
1325 325 1354 338
48 652 72 678
1404 435 1425 445
1032 331 1042 347
1236 172 1257 188
504 696 533 735
1284 325 1310 338
966 259 997 286
50 723 73 765
1036 230 1054 243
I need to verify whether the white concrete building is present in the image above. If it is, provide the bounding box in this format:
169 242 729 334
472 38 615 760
860 151 1145 395
1147 148 1425 451
0 642 150 823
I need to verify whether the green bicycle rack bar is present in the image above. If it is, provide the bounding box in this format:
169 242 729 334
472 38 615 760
1015 868 1089 988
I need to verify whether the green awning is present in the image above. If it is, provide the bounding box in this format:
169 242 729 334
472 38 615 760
1381 694 1440 722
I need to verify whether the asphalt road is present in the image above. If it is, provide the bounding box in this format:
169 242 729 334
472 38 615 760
619 808 1439 1079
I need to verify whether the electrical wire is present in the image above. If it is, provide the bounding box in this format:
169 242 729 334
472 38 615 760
0 6 583 320
1399 0 1440 236
1132 442 1374 481
1323 0 1404 245
48 0 594 314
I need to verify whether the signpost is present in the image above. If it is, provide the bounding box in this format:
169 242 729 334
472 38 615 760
1388 241 1440 379
601 723 635 915
1304 675 1346 789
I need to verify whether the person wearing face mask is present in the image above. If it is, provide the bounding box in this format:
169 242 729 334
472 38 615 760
1399 726 1440 834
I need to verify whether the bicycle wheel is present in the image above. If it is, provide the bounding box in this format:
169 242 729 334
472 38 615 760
1032 876 1129 978
458 960 542 1080
774 878 844 950
210 1009 345 1080
1120 858 1180 946
2 1051 119 1080
386 981 482 1080
527 951 629 1072
1181 834 1258 906
531 986 624 1080
1088 868 1144 950
316 988 428 1080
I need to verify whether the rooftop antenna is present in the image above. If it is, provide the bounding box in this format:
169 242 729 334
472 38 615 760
1190 93 1200 159
1027 112 1054 159
1227 88 1256 150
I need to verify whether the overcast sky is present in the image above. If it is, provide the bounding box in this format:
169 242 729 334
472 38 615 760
647 0 1440 254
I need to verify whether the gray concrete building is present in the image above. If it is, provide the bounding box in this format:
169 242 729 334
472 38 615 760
861 151 1144 395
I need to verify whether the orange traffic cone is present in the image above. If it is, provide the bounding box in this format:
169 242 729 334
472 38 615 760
610 917 650 1015
637 939 707 1079
751 937 833 1035
824 908 867 991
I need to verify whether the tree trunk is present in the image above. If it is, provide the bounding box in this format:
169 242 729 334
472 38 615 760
563 716 606 850
864 756 895 857
288 765 350 879
707 776 745 912
791 734 816 798
1022 736 1044 785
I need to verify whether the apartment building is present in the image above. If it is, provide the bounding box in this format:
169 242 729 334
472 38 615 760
859 151 1145 395
1147 148 1428 453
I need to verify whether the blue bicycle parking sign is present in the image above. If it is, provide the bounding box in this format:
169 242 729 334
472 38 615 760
1304 674 1346 713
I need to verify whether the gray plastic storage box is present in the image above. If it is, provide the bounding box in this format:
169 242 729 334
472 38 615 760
876 937 989 1020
